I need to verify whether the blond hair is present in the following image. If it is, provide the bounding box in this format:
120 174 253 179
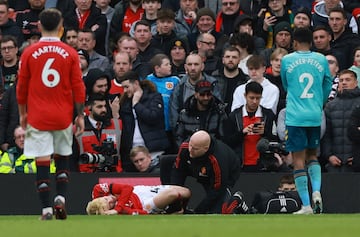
86 197 110 215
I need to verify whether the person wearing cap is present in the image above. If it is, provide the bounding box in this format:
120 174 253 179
74 93 123 173
260 21 293 67
224 81 276 171
312 0 358 34
258 0 294 49
293 6 311 29
171 130 245 214
78 49 90 77
174 0 199 38
168 37 189 77
86 182 191 215
233 14 265 54
187 7 228 56
119 71 169 172
151 8 180 55
169 53 221 130
174 79 227 149
215 0 244 36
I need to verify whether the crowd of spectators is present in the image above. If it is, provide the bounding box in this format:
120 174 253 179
1 0 360 174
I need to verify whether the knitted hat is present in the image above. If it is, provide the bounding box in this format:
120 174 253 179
196 7 216 23
274 21 292 36
78 49 90 65
295 6 311 21
168 37 189 55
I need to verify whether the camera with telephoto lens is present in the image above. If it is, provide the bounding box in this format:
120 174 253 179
80 138 118 172
256 138 288 156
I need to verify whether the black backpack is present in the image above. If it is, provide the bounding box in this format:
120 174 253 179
251 190 301 214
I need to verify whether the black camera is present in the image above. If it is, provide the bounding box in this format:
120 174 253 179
80 138 118 172
256 138 288 155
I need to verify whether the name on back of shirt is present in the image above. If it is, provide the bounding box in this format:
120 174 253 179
32 46 69 59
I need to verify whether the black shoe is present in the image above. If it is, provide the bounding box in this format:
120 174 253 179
232 191 249 214
54 199 67 220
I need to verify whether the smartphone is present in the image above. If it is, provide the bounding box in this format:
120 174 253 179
253 122 262 128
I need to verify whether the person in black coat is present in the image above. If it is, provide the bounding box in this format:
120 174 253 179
0 83 18 151
171 130 242 214
63 1 107 56
119 71 169 172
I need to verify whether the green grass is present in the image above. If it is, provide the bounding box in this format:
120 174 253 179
0 214 359 237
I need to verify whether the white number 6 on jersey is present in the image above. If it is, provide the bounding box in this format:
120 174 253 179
42 58 60 87
299 73 314 99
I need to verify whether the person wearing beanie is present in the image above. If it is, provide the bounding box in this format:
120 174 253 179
259 0 294 49
78 49 90 77
260 21 293 67
187 7 228 56
312 0 358 34
168 37 189 77
151 8 180 55
233 14 265 54
293 6 311 28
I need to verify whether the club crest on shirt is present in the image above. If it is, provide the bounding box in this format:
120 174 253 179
165 82 174 90
199 167 208 177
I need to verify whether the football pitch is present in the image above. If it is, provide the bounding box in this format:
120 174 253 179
0 214 359 237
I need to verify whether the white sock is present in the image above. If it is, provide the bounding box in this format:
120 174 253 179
42 207 53 215
54 195 65 204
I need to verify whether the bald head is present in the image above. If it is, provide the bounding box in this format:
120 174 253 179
188 130 211 158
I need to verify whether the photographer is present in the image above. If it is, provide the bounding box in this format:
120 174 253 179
74 93 122 172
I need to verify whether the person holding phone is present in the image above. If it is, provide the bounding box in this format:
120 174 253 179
223 81 276 172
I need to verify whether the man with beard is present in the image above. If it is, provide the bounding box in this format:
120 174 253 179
174 79 227 149
169 53 220 130
212 47 249 114
74 93 122 173
85 68 120 120
196 32 220 75
109 52 132 97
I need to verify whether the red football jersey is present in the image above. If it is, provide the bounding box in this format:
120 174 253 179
17 37 85 130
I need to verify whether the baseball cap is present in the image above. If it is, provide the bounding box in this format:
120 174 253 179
195 80 213 93
78 49 90 65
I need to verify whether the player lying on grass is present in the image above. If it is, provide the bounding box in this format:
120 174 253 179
86 183 191 215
